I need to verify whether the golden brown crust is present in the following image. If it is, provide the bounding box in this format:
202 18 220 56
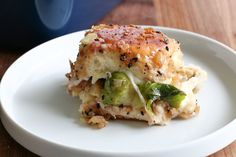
89 24 168 56
66 24 182 84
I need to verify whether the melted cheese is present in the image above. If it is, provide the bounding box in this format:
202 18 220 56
124 71 146 105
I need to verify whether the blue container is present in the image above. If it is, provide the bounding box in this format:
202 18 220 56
0 0 121 50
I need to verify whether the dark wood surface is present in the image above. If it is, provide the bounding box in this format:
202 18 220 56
0 0 235 156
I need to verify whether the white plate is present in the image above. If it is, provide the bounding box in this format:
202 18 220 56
1 27 236 157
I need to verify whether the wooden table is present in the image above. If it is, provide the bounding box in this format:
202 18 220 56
0 0 235 156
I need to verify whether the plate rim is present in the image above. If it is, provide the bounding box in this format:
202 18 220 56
1 26 236 157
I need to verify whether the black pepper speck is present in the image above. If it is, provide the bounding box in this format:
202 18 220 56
96 103 100 109
165 46 169 51
120 54 127 61
128 63 132 68
131 57 138 62
157 70 162 76
141 111 144 116
119 104 124 108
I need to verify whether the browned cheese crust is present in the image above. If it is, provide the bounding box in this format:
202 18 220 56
66 24 182 85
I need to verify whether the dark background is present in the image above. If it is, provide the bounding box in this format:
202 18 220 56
0 0 121 51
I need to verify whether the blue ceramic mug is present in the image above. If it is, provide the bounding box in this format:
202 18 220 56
0 0 121 50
